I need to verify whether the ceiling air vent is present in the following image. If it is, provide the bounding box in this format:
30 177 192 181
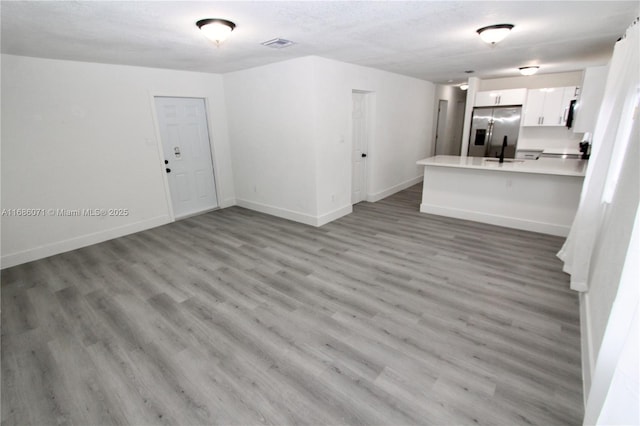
261 38 295 49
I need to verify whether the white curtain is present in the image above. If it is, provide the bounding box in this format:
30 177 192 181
558 18 640 292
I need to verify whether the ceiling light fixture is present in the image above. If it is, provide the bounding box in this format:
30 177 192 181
476 24 514 45
460 84 469 91
196 19 236 46
519 66 540 76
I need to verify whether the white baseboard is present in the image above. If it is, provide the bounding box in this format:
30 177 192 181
317 205 352 226
220 197 237 208
236 199 352 227
236 199 318 226
367 175 423 202
1 215 171 269
419 203 570 237
580 292 594 407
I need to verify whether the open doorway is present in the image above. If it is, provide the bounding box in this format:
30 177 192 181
432 85 469 156
451 100 466 155
434 99 449 155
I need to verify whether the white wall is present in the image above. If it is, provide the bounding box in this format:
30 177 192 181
517 126 583 150
432 85 467 156
310 57 435 216
1 54 234 268
573 65 609 135
224 56 435 225
223 57 319 225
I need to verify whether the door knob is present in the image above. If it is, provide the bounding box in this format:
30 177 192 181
166 168 171 173
361 153 367 158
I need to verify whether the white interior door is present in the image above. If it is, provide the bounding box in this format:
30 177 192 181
352 92 368 204
434 99 449 155
155 97 218 218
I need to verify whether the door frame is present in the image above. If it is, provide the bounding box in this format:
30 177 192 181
434 99 449 156
350 89 375 204
149 92 221 221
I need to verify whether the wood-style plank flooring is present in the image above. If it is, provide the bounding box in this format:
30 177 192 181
1 184 583 425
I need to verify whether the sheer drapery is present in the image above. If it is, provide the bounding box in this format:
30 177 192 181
557 18 639 292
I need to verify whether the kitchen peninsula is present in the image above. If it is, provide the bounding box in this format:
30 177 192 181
416 155 587 236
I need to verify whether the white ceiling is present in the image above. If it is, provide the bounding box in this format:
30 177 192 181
1 1 638 84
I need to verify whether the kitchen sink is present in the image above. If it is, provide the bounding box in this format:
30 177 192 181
483 158 525 163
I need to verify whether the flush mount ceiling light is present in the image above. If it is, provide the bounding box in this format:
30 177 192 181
519 66 540 76
460 84 469 90
476 24 514 44
196 19 236 46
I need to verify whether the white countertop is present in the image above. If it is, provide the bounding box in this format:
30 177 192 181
542 148 582 155
518 147 582 155
416 155 587 177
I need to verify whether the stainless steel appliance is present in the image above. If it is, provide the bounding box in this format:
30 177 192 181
468 106 521 158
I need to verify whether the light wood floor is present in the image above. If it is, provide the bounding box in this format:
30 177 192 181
1 184 583 425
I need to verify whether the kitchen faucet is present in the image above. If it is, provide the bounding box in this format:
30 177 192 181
499 136 508 163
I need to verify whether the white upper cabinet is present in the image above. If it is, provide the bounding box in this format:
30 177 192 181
522 90 546 126
523 86 578 126
474 88 527 107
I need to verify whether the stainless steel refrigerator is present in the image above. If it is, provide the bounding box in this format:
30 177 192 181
467 106 521 158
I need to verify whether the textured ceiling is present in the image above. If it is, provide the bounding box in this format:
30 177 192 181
1 1 638 84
